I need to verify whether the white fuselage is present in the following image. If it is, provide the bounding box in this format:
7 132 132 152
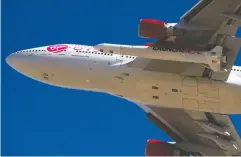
6 44 241 114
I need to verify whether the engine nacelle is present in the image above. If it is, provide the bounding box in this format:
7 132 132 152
138 18 168 39
145 139 190 156
138 18 184 40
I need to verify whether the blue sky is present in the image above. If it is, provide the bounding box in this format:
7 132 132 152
2 0 241 155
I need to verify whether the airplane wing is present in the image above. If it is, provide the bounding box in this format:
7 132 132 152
139 0 241 81
177 0 241 44
143 104 241 156
174 0 241 80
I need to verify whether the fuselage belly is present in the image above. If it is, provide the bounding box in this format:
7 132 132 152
23 55 241 114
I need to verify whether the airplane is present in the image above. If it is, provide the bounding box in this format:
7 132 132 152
5 0 241 156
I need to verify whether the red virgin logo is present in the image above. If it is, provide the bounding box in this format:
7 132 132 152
47 44 68 53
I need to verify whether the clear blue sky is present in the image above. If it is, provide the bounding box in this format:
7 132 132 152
2 0 241 155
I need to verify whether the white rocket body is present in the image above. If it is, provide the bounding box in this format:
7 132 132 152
94 43 224 72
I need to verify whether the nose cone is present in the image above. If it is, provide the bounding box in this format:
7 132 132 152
6 54 15 67
6 53 25 69
5 52 34 74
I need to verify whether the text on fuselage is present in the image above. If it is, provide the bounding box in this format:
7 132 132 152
152 46 202 55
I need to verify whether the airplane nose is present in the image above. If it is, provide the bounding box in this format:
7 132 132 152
5 52 33 72
6 50 50 81
5 53 15 66
6 53 23 68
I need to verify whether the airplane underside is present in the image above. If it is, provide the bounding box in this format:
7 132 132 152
12 54 241 115
5 0 241 155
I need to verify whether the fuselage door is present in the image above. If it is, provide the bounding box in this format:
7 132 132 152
115 46 124 66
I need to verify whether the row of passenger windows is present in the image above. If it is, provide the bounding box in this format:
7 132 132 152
75 50 136 58
17 49 135 59
23 49 45 52
18 49 135 59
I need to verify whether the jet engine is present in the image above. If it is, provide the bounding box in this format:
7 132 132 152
138 18 183 40
145 139 190 156
138 19 168 39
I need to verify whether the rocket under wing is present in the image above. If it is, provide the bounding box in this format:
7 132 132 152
94 43 225 72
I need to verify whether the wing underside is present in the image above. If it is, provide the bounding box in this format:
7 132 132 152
143 105 241 156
